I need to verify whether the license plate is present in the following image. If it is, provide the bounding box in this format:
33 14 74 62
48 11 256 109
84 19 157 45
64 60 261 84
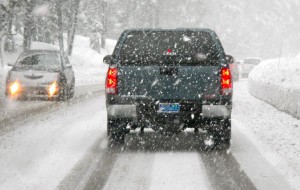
158 103 180 113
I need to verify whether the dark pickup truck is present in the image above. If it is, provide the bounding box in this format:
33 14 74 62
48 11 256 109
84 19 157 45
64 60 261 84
104 28 233 147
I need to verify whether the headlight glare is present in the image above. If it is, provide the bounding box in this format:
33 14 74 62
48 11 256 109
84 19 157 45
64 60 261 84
9 81 20 95
49 81 59 97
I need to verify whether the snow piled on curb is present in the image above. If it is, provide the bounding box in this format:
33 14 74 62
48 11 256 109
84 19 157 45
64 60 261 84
248 55 300 118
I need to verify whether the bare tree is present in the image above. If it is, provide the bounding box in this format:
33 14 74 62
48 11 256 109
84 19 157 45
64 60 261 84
5 0 15 51
100 0 108 49
0 0 20 52
67 0 80 55
23 0 35 51
0 4 8 32
83 0 108 52
55 0 64 53
0 4 9 57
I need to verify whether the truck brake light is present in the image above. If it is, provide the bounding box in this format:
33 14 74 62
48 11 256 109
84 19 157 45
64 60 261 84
106 67 118 94
221 67 232 95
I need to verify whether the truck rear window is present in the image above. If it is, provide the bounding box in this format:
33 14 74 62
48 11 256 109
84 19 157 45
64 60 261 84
119 31 221 66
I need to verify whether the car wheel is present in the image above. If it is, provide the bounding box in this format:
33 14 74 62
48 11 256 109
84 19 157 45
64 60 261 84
68 81 75 99
107 118 126 145
57 82 67 101
208 118 231 149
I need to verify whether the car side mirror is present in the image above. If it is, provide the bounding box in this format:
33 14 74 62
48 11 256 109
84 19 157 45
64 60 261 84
7 62 14 67
103 55 112 65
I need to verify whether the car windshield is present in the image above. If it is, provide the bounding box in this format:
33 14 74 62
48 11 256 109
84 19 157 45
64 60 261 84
17 54 60 70
244 59 260 65
120 31 221 66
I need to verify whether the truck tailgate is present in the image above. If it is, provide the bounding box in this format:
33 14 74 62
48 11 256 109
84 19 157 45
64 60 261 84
118 66 220 100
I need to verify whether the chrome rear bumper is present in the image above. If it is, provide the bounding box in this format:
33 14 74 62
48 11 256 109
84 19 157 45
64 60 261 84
107 104 231 119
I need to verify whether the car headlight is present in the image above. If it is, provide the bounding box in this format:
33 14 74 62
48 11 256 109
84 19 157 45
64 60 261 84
48 81 59 97
9 81 21 95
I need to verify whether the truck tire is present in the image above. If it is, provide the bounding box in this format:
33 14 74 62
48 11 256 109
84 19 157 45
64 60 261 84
107 118 126 145
209 118 231 149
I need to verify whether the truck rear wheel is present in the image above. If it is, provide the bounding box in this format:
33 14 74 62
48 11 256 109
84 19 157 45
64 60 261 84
209 118 231 149
107 118 126 145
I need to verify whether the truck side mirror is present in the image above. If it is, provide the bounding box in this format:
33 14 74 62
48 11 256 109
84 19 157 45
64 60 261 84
225 54 234 64
103 55 112 65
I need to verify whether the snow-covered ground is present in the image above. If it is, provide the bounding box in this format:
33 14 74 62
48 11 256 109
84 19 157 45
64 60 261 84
233 80 300 189
248 55 300 118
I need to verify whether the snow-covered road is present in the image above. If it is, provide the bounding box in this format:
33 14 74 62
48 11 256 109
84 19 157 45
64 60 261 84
0 79 299 190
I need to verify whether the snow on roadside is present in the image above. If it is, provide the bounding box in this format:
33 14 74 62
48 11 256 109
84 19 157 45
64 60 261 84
70 35 110 86
248 55 300 118
250 55 300 89
105 39 117 54
233 80 300 189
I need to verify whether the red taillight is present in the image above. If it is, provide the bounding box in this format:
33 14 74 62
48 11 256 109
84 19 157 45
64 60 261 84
221 67 232 95
106 67 118 94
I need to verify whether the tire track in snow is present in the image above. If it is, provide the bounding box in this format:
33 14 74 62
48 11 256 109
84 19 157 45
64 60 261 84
58 136 117 190
103 152 155 190
200 150 256 190
58 122 277 190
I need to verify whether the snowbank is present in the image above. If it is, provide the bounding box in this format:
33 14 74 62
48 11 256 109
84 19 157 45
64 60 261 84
248 55 300 118
105 39 117 54
69 35 120 86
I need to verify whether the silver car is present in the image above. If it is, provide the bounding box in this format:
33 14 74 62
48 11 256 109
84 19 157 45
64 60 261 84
6 50 75 100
